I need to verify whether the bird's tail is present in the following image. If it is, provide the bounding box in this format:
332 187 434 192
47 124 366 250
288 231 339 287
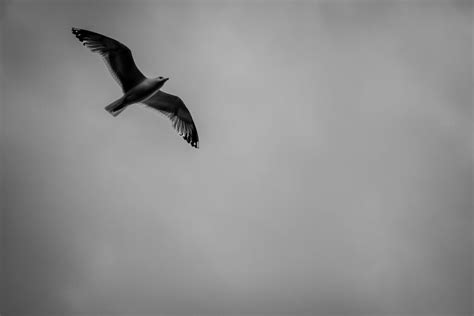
104 97 128 117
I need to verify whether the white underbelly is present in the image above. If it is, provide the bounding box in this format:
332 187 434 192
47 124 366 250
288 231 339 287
125 83 162 104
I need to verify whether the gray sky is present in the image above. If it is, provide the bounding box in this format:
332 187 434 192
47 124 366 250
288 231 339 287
1 0 472 315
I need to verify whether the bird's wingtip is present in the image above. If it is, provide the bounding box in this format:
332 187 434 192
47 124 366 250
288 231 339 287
189 139 199 149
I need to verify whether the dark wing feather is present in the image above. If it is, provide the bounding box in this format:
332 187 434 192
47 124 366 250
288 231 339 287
143 91 199 148
72 27 146 92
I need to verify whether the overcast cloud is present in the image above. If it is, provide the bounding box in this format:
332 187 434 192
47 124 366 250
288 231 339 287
1 1 472 315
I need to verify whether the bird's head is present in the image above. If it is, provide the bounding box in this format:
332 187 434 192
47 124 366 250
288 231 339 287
156 76 169 84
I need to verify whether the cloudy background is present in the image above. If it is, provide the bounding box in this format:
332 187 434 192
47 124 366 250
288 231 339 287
1 0 472 315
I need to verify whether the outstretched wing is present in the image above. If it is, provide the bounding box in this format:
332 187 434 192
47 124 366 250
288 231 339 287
72 27 146 92
143 91 199 148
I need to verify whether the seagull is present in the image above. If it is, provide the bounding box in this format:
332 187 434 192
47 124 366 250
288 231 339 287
72 27 199 148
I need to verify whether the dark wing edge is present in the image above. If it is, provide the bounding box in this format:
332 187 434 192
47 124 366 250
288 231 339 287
71 27 146 92
143 91 199 149
171 109 200 149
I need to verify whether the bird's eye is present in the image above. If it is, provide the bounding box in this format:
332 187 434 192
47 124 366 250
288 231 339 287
159 76 163 79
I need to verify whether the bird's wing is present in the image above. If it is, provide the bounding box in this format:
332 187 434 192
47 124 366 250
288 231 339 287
72 27 146 92
143 91 199 148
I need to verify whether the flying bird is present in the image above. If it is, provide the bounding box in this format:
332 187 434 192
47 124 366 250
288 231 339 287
72 27 199 148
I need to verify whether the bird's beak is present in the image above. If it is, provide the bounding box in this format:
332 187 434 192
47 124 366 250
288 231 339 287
164 77 169 81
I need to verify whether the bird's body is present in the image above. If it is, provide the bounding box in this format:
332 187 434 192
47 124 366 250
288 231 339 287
126 78 167 104
105 77 167 116
72 27 199 148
